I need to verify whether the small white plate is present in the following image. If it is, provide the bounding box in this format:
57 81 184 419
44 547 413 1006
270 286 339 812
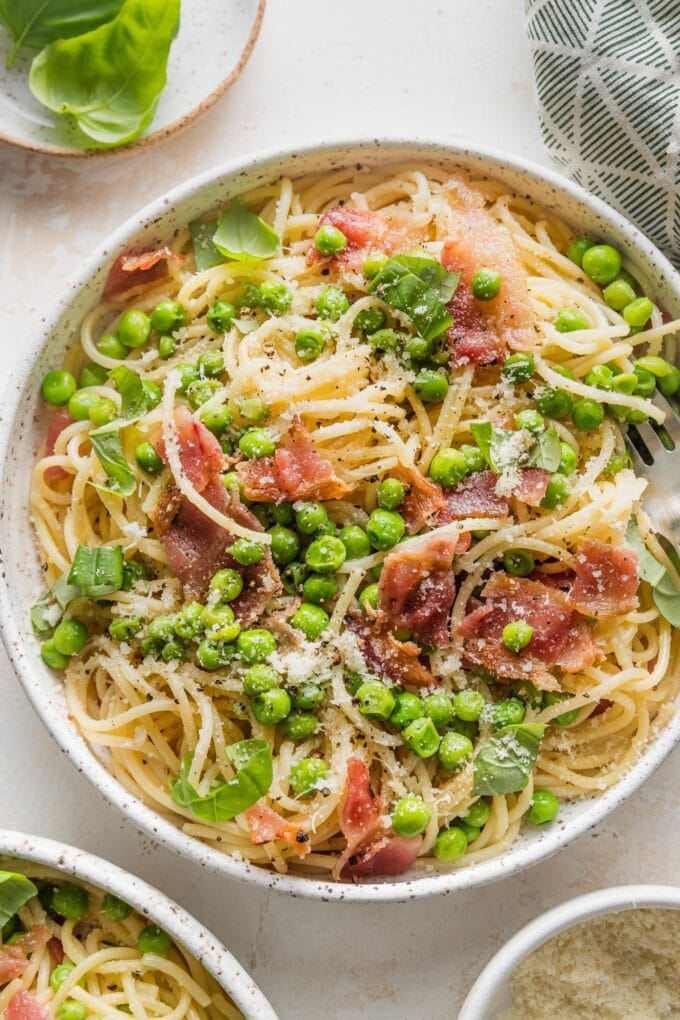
0 0 265 158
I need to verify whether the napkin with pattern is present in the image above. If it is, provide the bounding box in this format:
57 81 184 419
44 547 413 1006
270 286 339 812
524 0 680 266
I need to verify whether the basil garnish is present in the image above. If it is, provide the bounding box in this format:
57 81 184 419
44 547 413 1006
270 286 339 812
212 200 280 264
67 544 124 598
368 255 458 342
472 723 546 796
90 423 137 497
171 740 273 822
190 220 226 272
0 871 37 929
0 0 123 68
470 422 561 474
626 516 680 627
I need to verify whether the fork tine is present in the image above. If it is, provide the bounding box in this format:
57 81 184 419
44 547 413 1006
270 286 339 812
652 392 680 445
625 432 649 472
634 421 669 459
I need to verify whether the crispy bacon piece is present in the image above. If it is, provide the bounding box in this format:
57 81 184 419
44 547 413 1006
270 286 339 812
334 759 421 880
151 481 281 612
237 417 352 503
6 990 52 1020
457 572 603 689
515 467 550 508
308 206 427 272
391 465 446 534
0 925 50 984
47 937 64 964
103 246 183 300
378 536 457 647
155 406 225 492
567 540 639 619
443 267 505 368
437 470 509 524
244 803 310 859
43 407 74 482
347 616 435 687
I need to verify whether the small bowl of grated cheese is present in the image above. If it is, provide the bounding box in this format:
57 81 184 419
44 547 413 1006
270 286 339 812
459 884 680 1020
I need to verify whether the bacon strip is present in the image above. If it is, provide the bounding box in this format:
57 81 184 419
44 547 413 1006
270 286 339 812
0 925 50 985
457 572 603 689
103 246 183 300
308 206 427 272
378 536 457 647
391 465 446 534
43 407 74 481
437 469 509 524
244 803 310 859
237 417 352 503
6 990 52 1020
155 406 225 492
47 937 64 964
568 540 639 619
347 616 435 687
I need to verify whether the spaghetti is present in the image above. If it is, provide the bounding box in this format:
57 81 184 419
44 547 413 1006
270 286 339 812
29 163 680 880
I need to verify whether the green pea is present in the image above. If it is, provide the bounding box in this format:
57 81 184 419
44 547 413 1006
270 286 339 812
268 524 300 564
56 1002 88 1020
356 680 396 720
53 618 88 657
315 519 339 537
623 297 654 328
79 362 108 388
404 334 434 362
266 504 291 525
633 355 674 379
68 389 101 422
610 372 638 397
305 535 346 573
403 716 440 758
453 689 485 722
659 366 680 398
243 664 281 698
429 448 468 488
52 883 89 920
603 278 636 311
458 820 481 843
101 892 133 921
302 573 338 604
460 444 486 474
339 525 371 559
528 789 559 824
158 335 177 360
291 680 326 711
253 687 291 725
556 442 578 477
471 267 501 301
535 386 574 420
438 731 473 770
541 473 571 508
140 378 162 410
415 368 449 403
501 620 533 652
502 549 535 577
315 287 350 321
464 799 491 828
603 452 632 478
354 306 385 335
137 924 172 957
502 352 535 384
423 693 454 729
118 309 151 349
50 963 77 992
133 441 163 476
260 279 293 315
290 758 329 796
280 711 318 741
121 559 150 591
566 237 596 267
280 560 308 595
236 629 277 668
314 224 348 256
389 691 423 730
572 398 605 432
186 378 220 409
368 328 401 353
291 603 329 640
175 362 199 394
201 604 240 643
585 364 614 390
544 690 579 726
108 617 142 641
295 326 327 363
151 300 186 334
377 477 405 511
433 826 467 862
209 568 243 602
42 370 77 407
238 428 277 460
508 680 544 709
582 244 622 285
362 252 388 279
295 501 328 535
491 698 526 729
515 409 544 433
97 333 128 360
554 307 589 332
632 368 656 398
195 639 232 671
551 364 577 381
358 583 379 613
391 795 431 837
200 403 232 438
89 397 117 427
366 509 405 551
161 638 187 663
206 300 235 333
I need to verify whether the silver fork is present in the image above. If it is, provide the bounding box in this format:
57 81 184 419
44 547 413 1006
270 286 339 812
625 392 680 543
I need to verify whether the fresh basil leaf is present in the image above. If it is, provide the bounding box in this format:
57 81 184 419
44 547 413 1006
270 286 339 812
526 425 562 472
171 740 273 822
470 422 493 466
212 201 280 263
625 516 665 586
0 871 37 929
67 544 124 598
0 0 123 68
31 570 81 635
392 255 459 302
108 366 147 420
190 220 226 272
28 0 180 148
472 723 545 796
652 571 680 626
90 423 137 497
624 516 680 627
369 257 454 342
470 422 517 473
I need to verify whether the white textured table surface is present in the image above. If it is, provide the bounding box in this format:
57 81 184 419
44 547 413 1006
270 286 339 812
1 2 679 1018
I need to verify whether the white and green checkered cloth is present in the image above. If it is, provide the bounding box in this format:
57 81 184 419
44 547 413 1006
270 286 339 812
524 0 680 265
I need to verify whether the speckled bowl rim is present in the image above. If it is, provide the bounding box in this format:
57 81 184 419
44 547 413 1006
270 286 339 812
0 0 266 159
0 828 277 1018
458 883 680 1019
1 137 680 903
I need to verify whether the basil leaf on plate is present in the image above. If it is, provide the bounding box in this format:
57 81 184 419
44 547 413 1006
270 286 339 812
108 366 147 420
171 740 273 822
0 871 37 928
31 570 81 635
28 0 180 147
626 516 680 626
526 424 562 472
90 423 137 497
471 422 561 474
67 544 124 598
190 220 226 272
472 723 546 796
0 0 123 68
212 201 280 263
368 255 456 342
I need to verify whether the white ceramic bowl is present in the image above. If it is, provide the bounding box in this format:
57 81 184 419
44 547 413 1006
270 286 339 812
459 883 680 1019
0 828 277 1019
1 138 680 903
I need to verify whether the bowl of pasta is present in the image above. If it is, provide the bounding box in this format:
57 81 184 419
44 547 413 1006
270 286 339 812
0 829 276 1018
2 138 680 902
